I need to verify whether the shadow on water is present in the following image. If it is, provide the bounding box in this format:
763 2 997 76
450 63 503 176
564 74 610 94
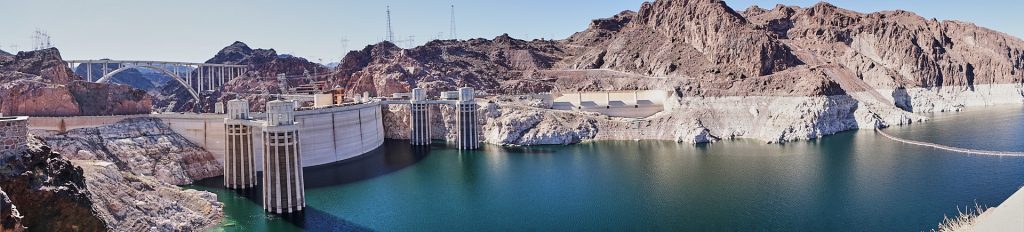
277 208 373 231
192 139 434 230
302 139 432 188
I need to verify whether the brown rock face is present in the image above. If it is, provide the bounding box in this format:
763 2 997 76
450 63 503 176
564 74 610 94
0 48 152 116
341 36 567 97
0 48 78 85
742 2 1024 89
562 0 801 78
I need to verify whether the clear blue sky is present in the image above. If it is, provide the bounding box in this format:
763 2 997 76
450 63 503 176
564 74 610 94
2 0 1022 63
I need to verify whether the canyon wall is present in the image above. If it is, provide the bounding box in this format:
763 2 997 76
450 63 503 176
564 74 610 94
35 118 222 185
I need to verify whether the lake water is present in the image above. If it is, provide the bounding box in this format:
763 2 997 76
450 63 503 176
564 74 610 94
190 105 1024 231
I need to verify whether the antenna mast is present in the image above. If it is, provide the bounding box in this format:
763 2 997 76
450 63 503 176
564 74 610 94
450 5 458 40
386 6 395 43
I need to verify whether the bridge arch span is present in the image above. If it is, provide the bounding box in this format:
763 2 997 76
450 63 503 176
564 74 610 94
95 65 202 102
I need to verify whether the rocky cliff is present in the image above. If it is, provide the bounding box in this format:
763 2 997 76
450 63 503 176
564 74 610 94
0 48 152 116
35 118 222 185
74 160 222 231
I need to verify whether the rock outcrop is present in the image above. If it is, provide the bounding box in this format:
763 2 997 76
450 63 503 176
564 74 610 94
35 118 222 185
0 48 152 116
0 135 222 231
75 160 223 231
0 136 108 231
0 188 26 232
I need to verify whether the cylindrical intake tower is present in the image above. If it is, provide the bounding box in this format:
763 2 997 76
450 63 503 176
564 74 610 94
223 99 256 189
262 100 305 214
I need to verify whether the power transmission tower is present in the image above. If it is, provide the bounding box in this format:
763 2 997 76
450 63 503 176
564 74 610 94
32 28 52 50
450 5 458 40
340 37 349 54
386 6 395 43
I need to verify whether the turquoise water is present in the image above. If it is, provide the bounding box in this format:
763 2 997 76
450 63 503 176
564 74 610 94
190 105 1024 231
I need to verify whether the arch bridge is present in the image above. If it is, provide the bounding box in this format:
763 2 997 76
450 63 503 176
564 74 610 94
65 60 248 101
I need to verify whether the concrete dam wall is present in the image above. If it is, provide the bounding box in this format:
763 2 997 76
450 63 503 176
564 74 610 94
28 102 386 170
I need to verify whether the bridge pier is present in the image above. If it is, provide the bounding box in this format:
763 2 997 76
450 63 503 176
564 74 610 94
262 100 305 214
224 100 256 189
455 87 479 150
410 88 431 146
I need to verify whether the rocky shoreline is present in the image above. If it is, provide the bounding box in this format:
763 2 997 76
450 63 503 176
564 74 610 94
383 82 1022 146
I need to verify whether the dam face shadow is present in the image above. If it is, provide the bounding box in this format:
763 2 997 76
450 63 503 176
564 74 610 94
302 139 432 188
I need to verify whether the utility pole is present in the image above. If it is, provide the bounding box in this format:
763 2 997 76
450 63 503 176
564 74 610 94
450 5 458 40
386 6 395 43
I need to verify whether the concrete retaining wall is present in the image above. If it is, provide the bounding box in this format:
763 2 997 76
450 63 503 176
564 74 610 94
551 90 670 118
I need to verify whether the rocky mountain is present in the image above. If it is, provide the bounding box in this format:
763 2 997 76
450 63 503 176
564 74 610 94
340 37 566 96
339 0 1024 101
0 49 11 57
0 48 152 116
156 41 329 112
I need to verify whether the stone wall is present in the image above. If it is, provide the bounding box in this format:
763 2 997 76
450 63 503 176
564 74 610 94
0 117 28 159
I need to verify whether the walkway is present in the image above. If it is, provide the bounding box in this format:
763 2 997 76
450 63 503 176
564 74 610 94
875 129 1024 157
972 186 1024 231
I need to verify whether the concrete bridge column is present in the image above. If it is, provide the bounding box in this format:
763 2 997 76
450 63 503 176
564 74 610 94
455 87 479 150
410 88 431 146
197 67 204 92
221 66 227 86
86 62 93 82
224 100 256 189
262 100 305 214
207 67 213 92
